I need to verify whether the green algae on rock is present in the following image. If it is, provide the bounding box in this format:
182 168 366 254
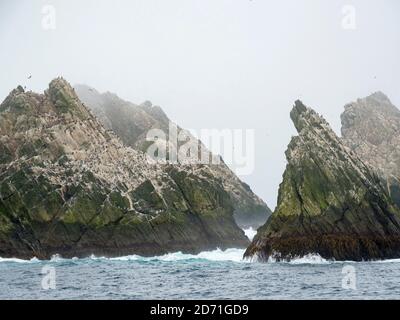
74 84 271 228
0 78 249 260
244 100 400 262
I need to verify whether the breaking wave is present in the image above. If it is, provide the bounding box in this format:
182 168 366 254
372 258 400 264
0 257 40 264
97 248 247 263
0 251 332 265
243 227 257 241
2 250 400 265
0 248 248 264
268 253 330 264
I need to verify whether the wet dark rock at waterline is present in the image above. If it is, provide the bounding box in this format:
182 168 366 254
245 101 400 262
0 78 249 260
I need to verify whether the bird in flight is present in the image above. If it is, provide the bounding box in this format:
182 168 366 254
27 75 32 79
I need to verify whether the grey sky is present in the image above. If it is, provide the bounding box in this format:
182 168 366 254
1 0 399 209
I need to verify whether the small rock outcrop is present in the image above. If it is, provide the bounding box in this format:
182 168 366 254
0 78 249 260
245 101 400 262
341 92 400 207
75 84 271 228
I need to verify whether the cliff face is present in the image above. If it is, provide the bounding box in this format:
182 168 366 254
0 78 249 260
75 84 271 228
341 92 400 207
245 101 400 262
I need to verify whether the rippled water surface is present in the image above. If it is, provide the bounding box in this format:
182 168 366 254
2 247 400 299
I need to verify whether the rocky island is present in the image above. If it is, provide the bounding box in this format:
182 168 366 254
0 78 250 260
341 92 400 208
74 84 271 228
245 100 400 262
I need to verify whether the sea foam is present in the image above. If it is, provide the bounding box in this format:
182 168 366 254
0 257 39 263
107 248 247 263
265 253 329 264
0 249 247 264
243 227 257 241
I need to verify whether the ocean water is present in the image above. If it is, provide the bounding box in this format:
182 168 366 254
1 228 400 300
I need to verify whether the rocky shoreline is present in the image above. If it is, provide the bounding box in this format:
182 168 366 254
245 100 400 262
2 78 400 262
0 78 250 260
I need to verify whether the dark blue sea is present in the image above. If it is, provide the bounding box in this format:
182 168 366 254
1 229 400 299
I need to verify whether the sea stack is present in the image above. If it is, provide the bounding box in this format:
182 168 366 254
74 84 271 228
0 78 249 260
245 100 400 262
341 92 400 208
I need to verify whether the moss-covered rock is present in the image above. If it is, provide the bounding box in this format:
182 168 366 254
0 78 249 260
74 84 271 228
245 101 400 262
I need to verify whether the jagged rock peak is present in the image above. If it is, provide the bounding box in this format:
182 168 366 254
4 85 25 99
45 77 89 118
140 100 169 123
342 92 399 130
49 76 72 89
74 83 271 228
341 91 400 207
47 77 77 100
341 91 400 146
140 100 153 108
245 100 400 262
285 100 351 170
14 85 25 94
0 77 250 259
364 91 391 104
290 100 331 134
0 85 26 111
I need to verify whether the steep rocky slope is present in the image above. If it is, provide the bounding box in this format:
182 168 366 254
341 92 400 207
75 84 270 228
245 101 400 262
0 78 249 259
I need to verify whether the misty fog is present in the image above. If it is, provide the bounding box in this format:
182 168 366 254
1 0 399 208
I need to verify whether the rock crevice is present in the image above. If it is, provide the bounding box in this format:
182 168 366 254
74 84 271 228
0 78 249 260
245 100 400 262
